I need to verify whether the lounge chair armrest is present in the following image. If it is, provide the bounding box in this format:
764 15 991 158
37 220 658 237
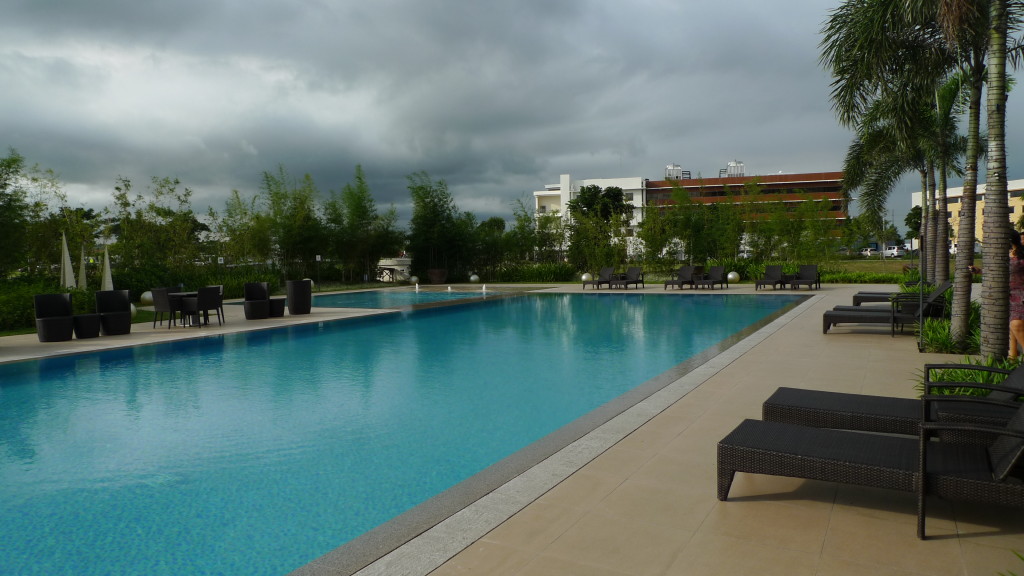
924 363 1013 377
919 420 1024 439
923 380 1024 397
921 394 1022 410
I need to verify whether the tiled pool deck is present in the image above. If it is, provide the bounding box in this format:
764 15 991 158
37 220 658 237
4 283 1023 576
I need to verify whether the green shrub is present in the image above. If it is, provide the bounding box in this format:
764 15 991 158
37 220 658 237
917 299 981 354
915 354 1020 397
0 279 52 331
488 262 577 282
819 270 906 284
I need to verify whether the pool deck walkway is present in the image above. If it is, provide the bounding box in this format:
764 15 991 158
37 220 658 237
4 283 1024 576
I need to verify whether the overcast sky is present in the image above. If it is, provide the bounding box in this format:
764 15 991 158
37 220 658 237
3 1 1020 226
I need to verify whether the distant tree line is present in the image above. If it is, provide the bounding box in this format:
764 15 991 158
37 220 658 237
567 180 867 275
0 148 575 302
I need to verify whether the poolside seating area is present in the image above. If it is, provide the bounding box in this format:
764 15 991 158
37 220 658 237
582 267 615 290
823 281 950 335
33 293 76 342
664 265 696 290
789 264 821 290
717 399 1024 540
754 265 787 290
243 281 286 319
695 265 728 289
96 289 133 335
9 283 1024 576
32 291 127 343
609 266 645 289
722 361 1024 539
852 280 951 306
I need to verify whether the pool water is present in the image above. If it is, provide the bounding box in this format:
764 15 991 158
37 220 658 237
313 289 496 308
0 293 802 575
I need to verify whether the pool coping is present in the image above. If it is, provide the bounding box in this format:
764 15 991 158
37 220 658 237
289 292 820 576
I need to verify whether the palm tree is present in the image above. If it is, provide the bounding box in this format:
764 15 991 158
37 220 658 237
821 0 955 282
980 0 1011 358
904 0 993 351
840 99 928 241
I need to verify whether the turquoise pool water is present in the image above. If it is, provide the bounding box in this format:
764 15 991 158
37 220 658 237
313 289 495 308
0 293 802 575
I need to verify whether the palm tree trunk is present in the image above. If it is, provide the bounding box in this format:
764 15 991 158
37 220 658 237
981 0 1010 359
918 168 928 282
926 161 938 284
950 64 985 346
936 162 950 283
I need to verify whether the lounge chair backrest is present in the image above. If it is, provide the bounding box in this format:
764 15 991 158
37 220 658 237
34 293 72 319
988 404 1024 481
765 265 782 280
798 265 817 280
927 281 953 302
707 266 724 280
625 267 642 280
244 282 269 301
95 289 130 313
598 267 615 281
988 365 1024 401
677 266 694 281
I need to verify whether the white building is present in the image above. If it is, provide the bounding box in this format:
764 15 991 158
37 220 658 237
533 174 646 233
911 178 1024 245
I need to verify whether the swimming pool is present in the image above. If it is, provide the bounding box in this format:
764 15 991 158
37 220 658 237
0 292 803 575
313 288 498 308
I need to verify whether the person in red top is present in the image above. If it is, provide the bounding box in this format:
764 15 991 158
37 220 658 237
1009 230 1024 360
968 229 1024 360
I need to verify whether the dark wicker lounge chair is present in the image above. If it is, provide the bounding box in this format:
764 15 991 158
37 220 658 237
34 293 74 342
664 265 696 290
718 398 1024 539
243 282 285 319
823 291 946 335
695 266 727 289
96 289 132 335
851 280 951 306
583 267 615 290
754 265 786 290
763 363 1024 440
244 282 270 319
788 264 820 290
609 267 644 289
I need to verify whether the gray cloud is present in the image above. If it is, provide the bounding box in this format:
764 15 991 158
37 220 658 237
1 1 1017 224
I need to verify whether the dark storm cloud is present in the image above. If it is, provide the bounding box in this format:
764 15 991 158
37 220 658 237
2 1 1014 223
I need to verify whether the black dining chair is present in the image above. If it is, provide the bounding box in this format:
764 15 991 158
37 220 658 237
182 286 223 326
151 287 182 329
208 285 226 323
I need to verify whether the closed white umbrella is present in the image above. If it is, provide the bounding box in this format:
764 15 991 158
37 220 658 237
100 245 114 291
77 245 88 289
60 233 76 289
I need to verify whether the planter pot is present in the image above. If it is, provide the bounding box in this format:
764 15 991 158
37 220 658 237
286 279 312 315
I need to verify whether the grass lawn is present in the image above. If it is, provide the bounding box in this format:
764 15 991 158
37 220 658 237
835 254 977 275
